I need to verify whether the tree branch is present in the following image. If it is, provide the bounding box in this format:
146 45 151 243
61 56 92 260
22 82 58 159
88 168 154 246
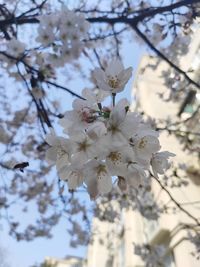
132 25 200 90
133 0 200 23
87 0 200 24
45 80 85 100
0 51 84 100
1 0 199 28
152 174 200 226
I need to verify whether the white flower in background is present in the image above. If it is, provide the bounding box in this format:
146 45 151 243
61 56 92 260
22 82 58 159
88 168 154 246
151 151 175 177
93 59 132 94
84 160 112 198
7 39 26 57
61 44 80 62
38 14 59 28
151 23 164 45
45 128 72 172
60 8 78 30
76 14 90 37
36 27 55 46
59 27 71 43
0 126 10 144
36 9 90 63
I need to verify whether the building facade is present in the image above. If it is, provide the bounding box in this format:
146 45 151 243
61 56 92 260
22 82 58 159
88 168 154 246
44 256 86 267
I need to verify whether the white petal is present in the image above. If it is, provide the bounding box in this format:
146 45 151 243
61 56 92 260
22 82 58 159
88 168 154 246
96 79 112 92
68 171 84 190
118 67 133 84
85 176 99 199
87 121 107 140
71 151 89 167
93 68 106 83
109 106 126 125
106 158 126 176
72 99 87 110
98 174 112 194
106 59 124 76
108 131 128 147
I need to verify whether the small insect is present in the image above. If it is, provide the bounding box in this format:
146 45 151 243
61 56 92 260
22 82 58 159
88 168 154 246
13 162 29 172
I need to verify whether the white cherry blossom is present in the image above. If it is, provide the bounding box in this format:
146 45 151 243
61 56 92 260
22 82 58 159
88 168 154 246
59 165 84 190
36 27 55 46
126 162 147 188
134 134 161 166
7 39 26 57
38 14 59 28
84 160 112 198
104 99 140 147
105 144 135 176
44 58 174 198
87 121 107 141
35 8 90 64
93 59 133 94
59 99 96 134
70 133 97 167
151 151 175 177
45 128 72 172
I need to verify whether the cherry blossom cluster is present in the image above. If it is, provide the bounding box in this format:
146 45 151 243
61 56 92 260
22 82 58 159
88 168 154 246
0 38 26 71
36 8 90 66
45 59 174 199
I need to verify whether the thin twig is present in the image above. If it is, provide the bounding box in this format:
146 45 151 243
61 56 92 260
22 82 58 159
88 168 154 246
132 25 200 90
45 80 85 100
152 174 200 226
